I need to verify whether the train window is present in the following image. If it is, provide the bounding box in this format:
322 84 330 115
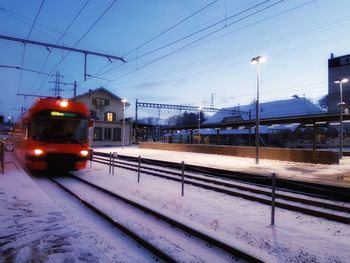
30 115 88 143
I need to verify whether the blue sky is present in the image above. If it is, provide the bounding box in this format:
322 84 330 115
0 0 350 120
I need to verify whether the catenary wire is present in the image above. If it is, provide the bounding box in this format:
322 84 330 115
27 0 90 105
97 0 285 86
86 0 320 89
95 0 342 94
30 0 117 103
94 0 274 79
17 0 46 102
93 0 220 77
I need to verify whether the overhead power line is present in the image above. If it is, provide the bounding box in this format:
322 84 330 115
102 0 285 85
96 0 274 78
27 0 46 39
123 0 219 58
93 0 220 77
30 0 119 98
17 0 46 95
27 0 90 104
0 4 106 52
97 0 321 90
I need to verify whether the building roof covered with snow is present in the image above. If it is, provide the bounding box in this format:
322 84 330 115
203 97 323 125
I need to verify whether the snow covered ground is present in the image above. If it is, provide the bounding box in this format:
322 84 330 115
0 154 158 262
94 146 350 187
1 147 350 262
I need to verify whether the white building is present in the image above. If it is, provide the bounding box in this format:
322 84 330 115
74 87 132 147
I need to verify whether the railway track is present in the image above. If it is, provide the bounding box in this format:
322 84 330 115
50 174 269 263
92 151 350 225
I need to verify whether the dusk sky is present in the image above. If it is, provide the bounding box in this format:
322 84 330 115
1 0 350 120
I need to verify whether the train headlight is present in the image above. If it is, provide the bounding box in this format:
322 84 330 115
34 149 44 156
59 100 68 108
80 150 89 157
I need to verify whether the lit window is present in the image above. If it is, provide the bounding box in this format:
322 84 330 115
106 112 113 122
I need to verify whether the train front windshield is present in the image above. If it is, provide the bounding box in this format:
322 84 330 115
30 110 89 143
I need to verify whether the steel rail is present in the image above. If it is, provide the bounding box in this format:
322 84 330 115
50 177 176 263
92 154 350 225
94 155 350 214
69 174 268 262
94 151 350 202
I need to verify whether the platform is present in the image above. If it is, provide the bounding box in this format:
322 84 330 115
94 146 350 189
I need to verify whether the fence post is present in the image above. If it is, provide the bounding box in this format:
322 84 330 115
112 152 117 175
271 173 276 225
89 150 93 168
109 152 112 174
181 161 185 196
137 155 141 183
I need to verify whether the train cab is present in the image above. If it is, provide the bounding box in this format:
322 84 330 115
14 97 93 170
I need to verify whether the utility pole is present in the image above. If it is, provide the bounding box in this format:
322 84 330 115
49 71 64 97
48 71 77 99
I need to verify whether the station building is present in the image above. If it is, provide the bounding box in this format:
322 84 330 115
74 87 132 147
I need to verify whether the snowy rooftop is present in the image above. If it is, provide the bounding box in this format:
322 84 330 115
204 97 323 124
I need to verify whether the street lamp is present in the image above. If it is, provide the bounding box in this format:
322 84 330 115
198 106 202 144
7 116 13 125
121 98 127 149
334 78 348 159
251 55 266 164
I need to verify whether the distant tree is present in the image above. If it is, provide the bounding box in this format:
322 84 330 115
318 95 328 111
139 117 158 125
167 115 181 126
166 111 207 126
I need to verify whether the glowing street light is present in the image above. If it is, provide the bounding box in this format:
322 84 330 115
334 78 348 159
121 98 127 149
251 56 266 164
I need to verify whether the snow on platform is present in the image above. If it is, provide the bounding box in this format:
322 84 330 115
94 145 350 188
76 148 350 262
0 153 155 262
1 149 350 262
0 162 107 261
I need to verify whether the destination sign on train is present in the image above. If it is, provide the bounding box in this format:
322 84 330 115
50 111 77 117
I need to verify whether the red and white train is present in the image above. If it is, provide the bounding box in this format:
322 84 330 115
14 97 92 170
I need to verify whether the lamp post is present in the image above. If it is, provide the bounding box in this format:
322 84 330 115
198 106 202 144
334 78 348 159
251 56 266 164
121 98 127 149
7 116 13 125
